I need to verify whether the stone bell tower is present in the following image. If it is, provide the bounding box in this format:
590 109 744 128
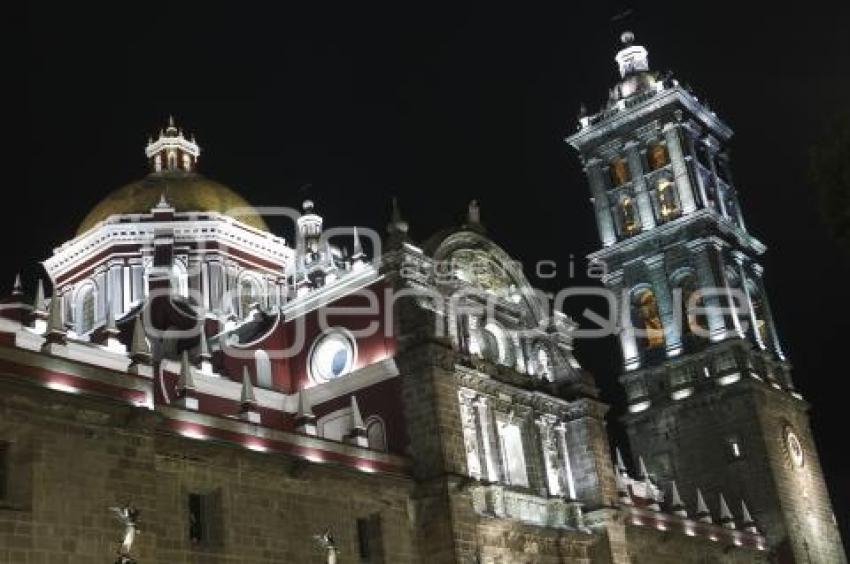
566 32 846 563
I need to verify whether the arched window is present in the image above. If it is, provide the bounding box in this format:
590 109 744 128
619 196 640 236
647 142 669 171
80 288 95 334
674 273 706 339
482 322 513 366
365 416 387 452
609 157 631 187
239 275 262 317
655 177 680 222
632 288 665 350
254 349 272 388
73 283 96 335
167 151 177 170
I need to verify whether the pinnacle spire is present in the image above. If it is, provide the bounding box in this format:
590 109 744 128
637 456 649 480
387 197 409 241
695 488 712 523
177 350 196 393
615 468 633 505
347 395 368 447
105 301 119 335
615 447 627 475
297 390 314 418
741 500 758 534
34 279 46 312
718 493 736 529
130 314 151 362
12 273 22 296
350 395 365 429
295 389 317 436
240 366 256 406
44 295 65 339
239 366 260 423
668 481 687 517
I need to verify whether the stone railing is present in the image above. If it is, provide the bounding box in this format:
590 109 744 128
469 484 583 529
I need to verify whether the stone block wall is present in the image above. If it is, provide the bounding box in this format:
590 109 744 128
0 379 417 564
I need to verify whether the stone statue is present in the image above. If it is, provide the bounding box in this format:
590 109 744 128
312 529 339 564
110 503 140 564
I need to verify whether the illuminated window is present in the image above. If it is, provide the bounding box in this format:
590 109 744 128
80 289 95 334
498 423 528 487
619 196 640 235
482 322 513 367
727 437 744 460
609 158 631 187
239 276 262 317
647 142 669 170
655 178 680 221
309 330 356 383
633 288 665 350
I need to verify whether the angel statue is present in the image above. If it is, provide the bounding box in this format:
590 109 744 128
110 503 140 564
312 529 339 564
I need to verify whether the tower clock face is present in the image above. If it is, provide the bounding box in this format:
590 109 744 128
784 427 804 468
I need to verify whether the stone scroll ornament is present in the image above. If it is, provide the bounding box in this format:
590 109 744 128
313 530 339 564
110 503 140 564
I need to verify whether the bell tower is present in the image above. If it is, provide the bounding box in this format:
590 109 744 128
567 32 846 563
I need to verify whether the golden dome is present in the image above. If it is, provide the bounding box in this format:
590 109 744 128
77 171 269 235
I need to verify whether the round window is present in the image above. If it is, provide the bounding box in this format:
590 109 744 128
309 331 356 383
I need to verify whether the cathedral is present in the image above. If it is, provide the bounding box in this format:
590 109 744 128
1 33 845 563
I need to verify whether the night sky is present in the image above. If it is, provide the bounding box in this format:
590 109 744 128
26 2 849 540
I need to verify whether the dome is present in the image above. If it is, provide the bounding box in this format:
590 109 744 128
77 170 269 235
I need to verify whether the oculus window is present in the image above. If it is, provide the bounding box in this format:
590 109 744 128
309 330 356 383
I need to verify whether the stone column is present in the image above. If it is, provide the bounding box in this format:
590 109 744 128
663 122 698 214
562 399 617 509
129 259 144 304
684 131 711 208
585 159 617 246
687 239 727 341
107 259 124 319
188 256 202 307
473 396 500 482
458 390 483 479
732 252 766 350
711 241 745 338
207 258 224 312
752 265 786 361
535 415 563 497
645 253 683 357
718 154 748 231
555 422 577 500
94 266 108 322
605 270 640 371
706 147 730 218
625 141 656 231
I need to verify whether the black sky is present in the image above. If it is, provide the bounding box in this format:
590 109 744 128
25 1 849 540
